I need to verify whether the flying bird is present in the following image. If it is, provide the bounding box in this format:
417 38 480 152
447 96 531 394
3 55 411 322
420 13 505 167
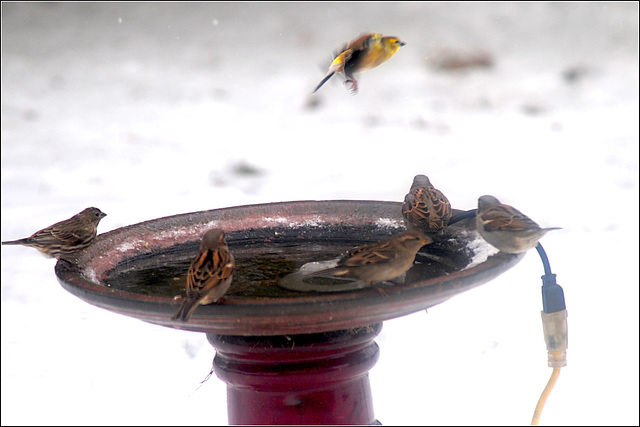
313 32 405 94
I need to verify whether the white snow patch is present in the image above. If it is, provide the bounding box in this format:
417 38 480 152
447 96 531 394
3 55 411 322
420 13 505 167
375 218 404 229
299 258 339 273
262 216 290 225
114 240 144 252
262 216 325 228
83 266 100 285
464 231 501 270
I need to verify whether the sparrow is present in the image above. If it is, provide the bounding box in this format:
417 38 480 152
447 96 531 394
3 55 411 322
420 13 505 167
312 230 431 284
1 207 106 260
402 174 452 234
313 32 406 94
476 195 561 254
172 229 234 322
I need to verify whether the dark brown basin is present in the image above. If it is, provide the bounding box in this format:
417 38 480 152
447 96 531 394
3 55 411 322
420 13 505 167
55 200 523 335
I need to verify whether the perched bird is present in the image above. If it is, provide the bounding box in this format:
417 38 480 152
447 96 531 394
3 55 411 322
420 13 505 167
312 230 431 284
313 32 406 94
402 174 452 234
476 195 561 253
172 229 235 322
1 207 106 260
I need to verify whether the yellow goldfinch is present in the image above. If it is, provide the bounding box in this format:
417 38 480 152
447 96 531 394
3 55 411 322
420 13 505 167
313 33 406 94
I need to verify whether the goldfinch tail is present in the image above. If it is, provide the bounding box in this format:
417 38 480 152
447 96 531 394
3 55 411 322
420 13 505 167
312 71 336 93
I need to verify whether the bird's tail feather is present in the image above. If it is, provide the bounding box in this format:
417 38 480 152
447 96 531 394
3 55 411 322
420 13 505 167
312 71 336 93
171 299 199 322
1 239 26 246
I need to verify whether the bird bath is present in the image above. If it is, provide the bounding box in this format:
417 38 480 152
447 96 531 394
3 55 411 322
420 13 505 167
55 200 524 425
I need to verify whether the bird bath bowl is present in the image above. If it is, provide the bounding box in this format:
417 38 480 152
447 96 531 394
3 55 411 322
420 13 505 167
55 200 524 425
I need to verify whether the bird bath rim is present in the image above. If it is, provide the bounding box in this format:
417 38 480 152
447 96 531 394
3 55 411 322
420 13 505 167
55 200 524 336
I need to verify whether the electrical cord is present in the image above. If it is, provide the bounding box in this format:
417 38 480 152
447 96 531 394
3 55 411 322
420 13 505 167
448 209 477 225
532 243 568 425
449 209 567 425
531 366 561 425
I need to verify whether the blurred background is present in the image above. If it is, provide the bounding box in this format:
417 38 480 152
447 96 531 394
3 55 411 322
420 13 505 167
2 2 638 425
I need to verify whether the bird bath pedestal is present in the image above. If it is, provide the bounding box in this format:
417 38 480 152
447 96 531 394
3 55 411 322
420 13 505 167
55 200 523 425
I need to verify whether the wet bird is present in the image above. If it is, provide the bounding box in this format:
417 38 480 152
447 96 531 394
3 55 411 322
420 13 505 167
313 32 406 94
172 229 235 322
1 207 107 260
476 195 561 253
402 174 452 234
312 230 431 284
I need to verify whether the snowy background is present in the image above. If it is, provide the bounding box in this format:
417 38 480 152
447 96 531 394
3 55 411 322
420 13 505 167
2 2 638 425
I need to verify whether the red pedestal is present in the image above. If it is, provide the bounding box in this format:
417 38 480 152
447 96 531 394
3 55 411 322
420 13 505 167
208 324 382 425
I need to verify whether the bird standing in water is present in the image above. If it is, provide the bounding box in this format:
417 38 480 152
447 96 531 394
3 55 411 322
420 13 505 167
172 229 235 322
313 33 406 94
312 230 431 284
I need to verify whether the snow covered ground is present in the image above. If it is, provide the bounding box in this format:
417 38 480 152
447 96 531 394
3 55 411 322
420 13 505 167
2 2 638 425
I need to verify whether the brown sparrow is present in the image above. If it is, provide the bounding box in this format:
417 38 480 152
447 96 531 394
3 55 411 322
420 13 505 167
313 32 405 94
2 207 106 260
313 230 431 284
172 229 234 322
402 174 452 234
476 195 561 253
